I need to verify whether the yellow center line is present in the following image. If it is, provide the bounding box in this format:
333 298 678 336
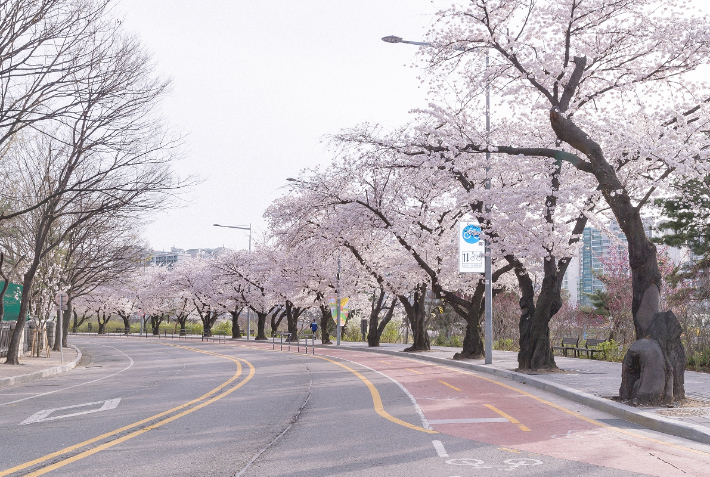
309 354 437 434
1 343 254 477
438 380 462 392
485 404 531 432
498 447 522 454
379 360 392 365
405 368 424 375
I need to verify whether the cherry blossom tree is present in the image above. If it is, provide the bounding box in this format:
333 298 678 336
350 0 710 400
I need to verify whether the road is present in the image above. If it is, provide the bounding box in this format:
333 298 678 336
1 336 710 476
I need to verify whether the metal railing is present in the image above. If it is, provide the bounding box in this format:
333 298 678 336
69 329 227 343
271 331 315 354
272 331 291 351
0 322 10 357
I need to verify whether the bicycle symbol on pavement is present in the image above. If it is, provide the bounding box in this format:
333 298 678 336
446 458 543 471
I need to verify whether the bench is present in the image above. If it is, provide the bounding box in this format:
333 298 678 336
577 339 607 359
552 337 579 357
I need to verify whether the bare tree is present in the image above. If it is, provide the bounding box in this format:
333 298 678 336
2 19 186 365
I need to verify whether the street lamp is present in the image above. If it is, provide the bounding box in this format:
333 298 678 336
383 34 494 364
214 223 252 339
213 223 252 252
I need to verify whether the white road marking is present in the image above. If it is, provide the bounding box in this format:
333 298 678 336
21 398 121 425
0 345 134 407
429 418 509 424
446 458 543 470
433 440 449 458
330 355 433 430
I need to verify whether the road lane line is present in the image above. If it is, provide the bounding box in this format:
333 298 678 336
0 344 251 477
379 360 392 365
0 345 133 407
406 368 424 375
432 440 449 457
429 418 509 424
312 354 437 434
484 404 530 431
439 380 462 392
24 358 256 477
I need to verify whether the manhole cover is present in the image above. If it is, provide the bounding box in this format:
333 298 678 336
657 408 710 417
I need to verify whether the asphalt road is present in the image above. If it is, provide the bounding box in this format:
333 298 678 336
1 336 710 476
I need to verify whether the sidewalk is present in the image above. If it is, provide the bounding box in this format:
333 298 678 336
0 346 81 388
333 342 710 445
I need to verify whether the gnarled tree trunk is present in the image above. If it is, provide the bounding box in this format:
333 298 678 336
367 292 397 347
398 284 430 352
550 83 685 402
319 304 333 344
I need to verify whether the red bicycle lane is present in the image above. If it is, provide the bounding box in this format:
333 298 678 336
316 348 710 477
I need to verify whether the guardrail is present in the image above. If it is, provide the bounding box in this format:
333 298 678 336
70 330 227 343
271 331 315 354
272 331 291 351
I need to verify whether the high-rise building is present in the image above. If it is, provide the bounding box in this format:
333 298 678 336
563 221 653 306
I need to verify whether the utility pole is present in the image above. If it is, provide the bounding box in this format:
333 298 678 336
484 47 493 365
336 251 341 346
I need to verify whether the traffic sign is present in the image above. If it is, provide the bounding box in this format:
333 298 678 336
459 222 485 273
55 291 69 306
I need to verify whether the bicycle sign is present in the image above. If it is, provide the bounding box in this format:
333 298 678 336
459 221 485 273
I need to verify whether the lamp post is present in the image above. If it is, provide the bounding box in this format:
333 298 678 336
382 35 494 364
214 223 252 339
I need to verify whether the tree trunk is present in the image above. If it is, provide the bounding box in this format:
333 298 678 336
285 301 305 342
367 298 397 347
151 314 163 335
255 311 267 340
231 310 242 338
3 260 41 364
319 304 332 344
451 282 485 360
0 278 9 321
398 284 430 352
202 311 217 335
62 305 71 346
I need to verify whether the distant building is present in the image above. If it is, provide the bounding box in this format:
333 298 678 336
563 220 654 307
147 247 232 267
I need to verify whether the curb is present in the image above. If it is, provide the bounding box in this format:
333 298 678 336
337 345 710 446
0 346 82 389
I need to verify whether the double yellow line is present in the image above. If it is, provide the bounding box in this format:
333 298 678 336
1 344 255 477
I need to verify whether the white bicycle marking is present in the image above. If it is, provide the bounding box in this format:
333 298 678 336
446 457 543 471
21 398 121 425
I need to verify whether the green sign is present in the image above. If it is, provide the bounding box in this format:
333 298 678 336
1 282 22 321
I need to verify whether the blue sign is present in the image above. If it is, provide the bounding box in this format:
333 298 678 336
462 225 481 244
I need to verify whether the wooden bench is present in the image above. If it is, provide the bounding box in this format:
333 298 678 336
552 337 579 357
577 339 607 359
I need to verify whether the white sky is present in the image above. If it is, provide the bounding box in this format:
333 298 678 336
116 1 710 252
116 0 441 252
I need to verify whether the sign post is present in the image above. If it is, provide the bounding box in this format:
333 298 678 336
54 291 69 363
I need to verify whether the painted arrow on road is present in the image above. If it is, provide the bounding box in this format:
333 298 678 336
21 398 121 425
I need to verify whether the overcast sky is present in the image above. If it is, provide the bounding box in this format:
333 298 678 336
116 0 442 252
117 1 710 253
